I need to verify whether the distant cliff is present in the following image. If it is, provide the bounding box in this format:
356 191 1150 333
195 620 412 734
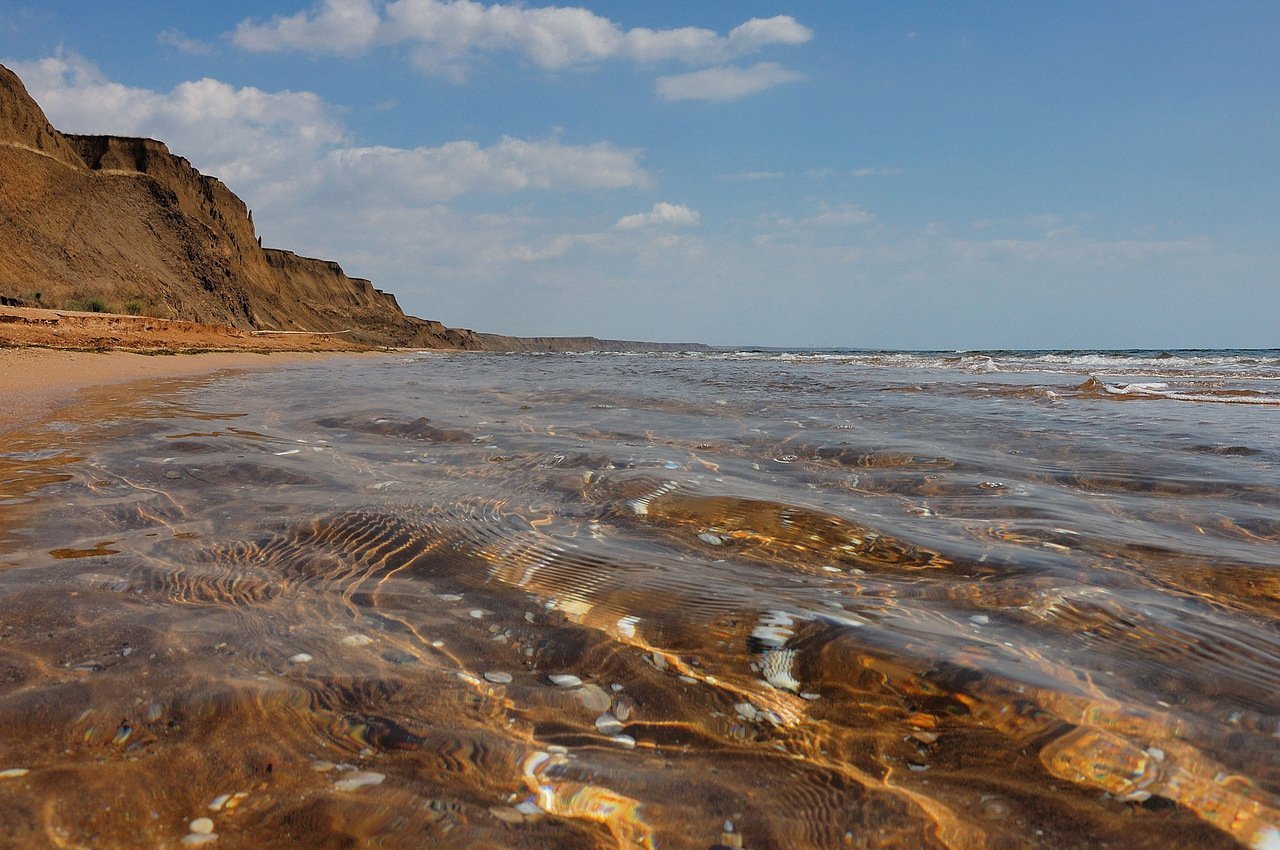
0 63 705 353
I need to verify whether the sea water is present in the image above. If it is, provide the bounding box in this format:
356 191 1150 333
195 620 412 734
0 350 1278 849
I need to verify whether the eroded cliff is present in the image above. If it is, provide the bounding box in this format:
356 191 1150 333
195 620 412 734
0 63 703 352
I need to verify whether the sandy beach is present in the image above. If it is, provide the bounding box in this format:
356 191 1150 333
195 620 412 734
0 347 355 432
0 303 381 431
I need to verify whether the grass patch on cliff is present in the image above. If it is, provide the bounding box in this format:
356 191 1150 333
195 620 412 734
64 297 109 313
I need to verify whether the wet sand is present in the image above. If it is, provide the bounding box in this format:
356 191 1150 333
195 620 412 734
0 348 358 432
2 350 1279 848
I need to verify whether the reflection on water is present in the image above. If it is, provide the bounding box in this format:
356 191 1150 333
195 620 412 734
1 351 1278 850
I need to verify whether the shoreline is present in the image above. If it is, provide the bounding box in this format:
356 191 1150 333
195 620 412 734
0 347 369 433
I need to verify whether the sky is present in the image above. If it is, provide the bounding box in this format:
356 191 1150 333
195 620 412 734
2 1 1277 349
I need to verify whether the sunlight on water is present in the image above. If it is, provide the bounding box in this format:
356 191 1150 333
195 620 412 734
0 351 1277 849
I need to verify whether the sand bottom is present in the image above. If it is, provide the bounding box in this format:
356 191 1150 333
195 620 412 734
0 348 356 431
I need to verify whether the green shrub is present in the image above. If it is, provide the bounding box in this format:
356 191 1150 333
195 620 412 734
66 297 109 313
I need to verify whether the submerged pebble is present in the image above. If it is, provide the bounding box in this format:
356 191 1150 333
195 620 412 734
483 671 513 684
188 818 215 834
0 768 29 779
595 713 625 735
547 673 582 688
180 834 218 847
339 634 373 647
333 771 386 792
490 806 526 824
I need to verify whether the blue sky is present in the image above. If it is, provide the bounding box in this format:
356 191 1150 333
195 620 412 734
2 1 1277 348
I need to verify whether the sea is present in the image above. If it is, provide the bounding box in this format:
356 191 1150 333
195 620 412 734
0 348 1277 850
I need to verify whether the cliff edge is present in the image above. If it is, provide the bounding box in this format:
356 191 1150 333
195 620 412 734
0 63 704 352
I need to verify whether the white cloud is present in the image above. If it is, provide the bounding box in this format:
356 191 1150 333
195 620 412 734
722 171 785 181
8 53 347 203
656 62 803 102
232 0 382 57
329 137 647 202
615 202 700 230
232 1 812 76
157 29 214 56
8 52 647 209
852 166 904 177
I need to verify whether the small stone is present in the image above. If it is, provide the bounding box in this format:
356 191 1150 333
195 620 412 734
547 674 582 688
573 685 612 713
595 713 624 736
208 794 231 811
0 768 29 779
340 634 373 647
969 614 990 625
698 532 724 546
288 653 312 663
164 470 182 480
468 609 485 619
189 818 215 835
333 771 385 792
484 671 513 684
609 734 636 749
180 835 218 847
490 806 525 824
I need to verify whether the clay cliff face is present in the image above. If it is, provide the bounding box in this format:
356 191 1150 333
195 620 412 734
0 63 704 352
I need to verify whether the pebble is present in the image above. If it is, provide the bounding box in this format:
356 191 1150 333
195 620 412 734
180 835 218 847
490 806 526 824
609 734 636 749
698 532 724 546
468 609 486 619
0 768 29 779
288 653 312 663
208 792 248 811
189 818 215 834
333 771 385 792
969 614 990 625
547 673 582 688
340 634 373 647
573 685 612 713
595 713 625 736
483 671 513 684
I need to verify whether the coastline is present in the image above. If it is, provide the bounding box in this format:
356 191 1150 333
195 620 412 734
0 347 369 433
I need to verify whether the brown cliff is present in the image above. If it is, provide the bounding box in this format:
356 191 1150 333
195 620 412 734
0 63 705 353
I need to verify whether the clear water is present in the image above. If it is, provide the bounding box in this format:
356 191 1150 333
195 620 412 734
1 350 1277 849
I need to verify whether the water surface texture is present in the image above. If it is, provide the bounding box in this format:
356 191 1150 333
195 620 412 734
1 350 1278 850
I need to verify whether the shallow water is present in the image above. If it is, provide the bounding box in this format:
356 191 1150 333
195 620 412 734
1 350 1278 850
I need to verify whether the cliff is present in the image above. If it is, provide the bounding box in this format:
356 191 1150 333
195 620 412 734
0 63 705 353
